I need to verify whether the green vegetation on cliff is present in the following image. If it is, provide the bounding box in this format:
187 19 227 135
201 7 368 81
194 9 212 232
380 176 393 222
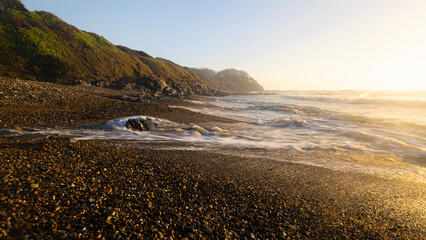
0 0 211 95
0 0 263 95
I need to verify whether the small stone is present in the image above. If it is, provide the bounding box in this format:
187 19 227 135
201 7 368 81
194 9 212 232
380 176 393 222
31 183 39 189
106 210 116 216
12 125 22 131
156 231 164 238
250 233 256 239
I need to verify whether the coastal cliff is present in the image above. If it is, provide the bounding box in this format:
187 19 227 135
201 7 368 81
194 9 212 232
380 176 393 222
0 0 263 96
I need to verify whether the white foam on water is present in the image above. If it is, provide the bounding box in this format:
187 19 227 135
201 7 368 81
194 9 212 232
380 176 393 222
5 91 425 183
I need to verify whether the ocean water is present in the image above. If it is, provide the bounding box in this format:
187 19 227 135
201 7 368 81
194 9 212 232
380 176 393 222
8 90 425 182
179 90 426 182
190 91 426 165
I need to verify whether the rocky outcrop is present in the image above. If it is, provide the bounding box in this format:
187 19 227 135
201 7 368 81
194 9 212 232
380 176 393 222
125 118 156 131
191 68 264 93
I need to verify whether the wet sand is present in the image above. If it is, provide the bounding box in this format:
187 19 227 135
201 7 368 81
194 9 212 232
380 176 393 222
1 78 425 239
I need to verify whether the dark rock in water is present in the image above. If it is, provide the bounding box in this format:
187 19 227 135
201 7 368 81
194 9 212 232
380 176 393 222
125 118 156 131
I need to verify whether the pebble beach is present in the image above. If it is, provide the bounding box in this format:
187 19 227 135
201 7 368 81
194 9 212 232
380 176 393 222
1 78 425 239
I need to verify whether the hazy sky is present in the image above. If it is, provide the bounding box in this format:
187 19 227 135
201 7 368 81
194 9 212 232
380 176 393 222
21 0 426 90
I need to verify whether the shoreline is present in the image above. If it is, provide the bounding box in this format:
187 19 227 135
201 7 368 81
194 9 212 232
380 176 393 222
1 78 425 238
0 78 237 129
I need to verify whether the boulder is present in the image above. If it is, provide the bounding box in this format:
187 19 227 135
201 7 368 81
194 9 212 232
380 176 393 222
125 118 156 131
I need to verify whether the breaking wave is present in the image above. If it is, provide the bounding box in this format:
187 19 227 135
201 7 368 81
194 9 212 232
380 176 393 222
4 91 425 181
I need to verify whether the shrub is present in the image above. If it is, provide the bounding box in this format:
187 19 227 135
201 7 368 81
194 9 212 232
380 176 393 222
0 0 28 12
